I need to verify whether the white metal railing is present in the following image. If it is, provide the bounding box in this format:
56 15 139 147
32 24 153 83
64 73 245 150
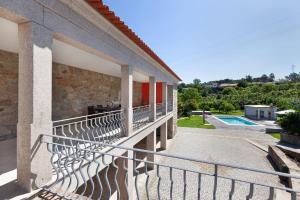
133 105 151 131
156 103 164 118
167 102 173 112
40 134 300 200
52 110 125 144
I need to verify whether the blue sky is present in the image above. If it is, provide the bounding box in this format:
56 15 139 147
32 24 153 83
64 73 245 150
104 0 300 83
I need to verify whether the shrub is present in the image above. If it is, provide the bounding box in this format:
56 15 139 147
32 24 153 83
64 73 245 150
279 112 300 135
223 102 235 113
219 101 235 113
182 99 198 117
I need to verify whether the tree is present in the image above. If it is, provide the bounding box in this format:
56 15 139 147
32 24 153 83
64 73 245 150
193 78 201 86
183 99 198 117
222 87 237 95
285 72 300 82
245 75 253 82
269 73 275 82
179 88 201 116
219 101 234 113
237 79 248 88
181 88 201 102
223 102 235 113
261 74 269 83
178 83 186 92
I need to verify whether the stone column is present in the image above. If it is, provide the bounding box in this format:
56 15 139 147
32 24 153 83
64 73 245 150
167 118 174 139
17 22 53 191
121 65 133 136
149 76 156 121
146 130 156 169
172 83 178 136
116 151 134 200
162 82 168 115
160 122 167 150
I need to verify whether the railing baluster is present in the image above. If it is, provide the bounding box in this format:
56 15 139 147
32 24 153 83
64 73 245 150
93 153 103 200
78 156 88 198
183 170 187 200
145 163 150 200
102 155 112 199
291 192 297 200
268 187 275 200
170 167 173 200
157 165 162 200
213 164 218 200
246 183 254 200
112 156 120 200
197 173 201 200
133 152 140 200
86 153 95 199
229 179 235 200
123 158 129 200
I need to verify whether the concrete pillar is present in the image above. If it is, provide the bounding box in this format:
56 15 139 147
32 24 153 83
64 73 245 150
116 151 134 200
17 22 53 191
146 130 156 169
172 84 178 136
167 118 174 139
162 82 168 115
161 122 167 150
149 76 156 121
121 65 133 136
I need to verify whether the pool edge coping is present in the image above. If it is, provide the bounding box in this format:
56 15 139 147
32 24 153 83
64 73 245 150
212 115 264 126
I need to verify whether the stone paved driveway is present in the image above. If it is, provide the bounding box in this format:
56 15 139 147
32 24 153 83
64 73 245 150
137 127 285 200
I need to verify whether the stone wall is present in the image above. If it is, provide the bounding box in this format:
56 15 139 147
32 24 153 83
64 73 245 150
0 49 143 140
52 64 122 120
0 50 18 140
53 64 142 120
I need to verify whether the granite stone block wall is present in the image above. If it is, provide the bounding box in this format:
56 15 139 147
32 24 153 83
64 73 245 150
0 50 18 140
0 49 143 140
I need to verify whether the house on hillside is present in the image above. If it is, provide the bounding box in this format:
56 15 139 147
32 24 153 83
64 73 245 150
219 83 238 88
244 105 277 120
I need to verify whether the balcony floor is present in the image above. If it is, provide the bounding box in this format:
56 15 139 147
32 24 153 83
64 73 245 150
0 138 28 199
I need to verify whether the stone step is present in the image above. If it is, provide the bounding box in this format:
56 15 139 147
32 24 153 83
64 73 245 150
277 143 300 161
268 145 300 199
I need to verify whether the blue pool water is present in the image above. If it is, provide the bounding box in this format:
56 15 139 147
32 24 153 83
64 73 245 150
216 116 257 125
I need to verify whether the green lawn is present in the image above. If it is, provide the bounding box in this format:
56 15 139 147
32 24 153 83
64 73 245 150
211 109 244 116
177 115 215 129
269 133 281 140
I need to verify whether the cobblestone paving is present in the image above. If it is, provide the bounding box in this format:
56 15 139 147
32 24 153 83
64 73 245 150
136 127 285 200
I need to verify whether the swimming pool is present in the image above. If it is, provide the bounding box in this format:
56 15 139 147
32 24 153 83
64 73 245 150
216 116 258 126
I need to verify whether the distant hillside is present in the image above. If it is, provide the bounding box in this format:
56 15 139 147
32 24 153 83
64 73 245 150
177 73 300 117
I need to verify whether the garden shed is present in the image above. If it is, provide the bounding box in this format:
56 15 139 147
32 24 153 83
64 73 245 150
244 105 277 120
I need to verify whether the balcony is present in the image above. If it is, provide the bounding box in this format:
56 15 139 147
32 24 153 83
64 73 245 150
133 105 151 131
37 134 299 199
168 102 173 112
156 103 165 118
52 110 125 144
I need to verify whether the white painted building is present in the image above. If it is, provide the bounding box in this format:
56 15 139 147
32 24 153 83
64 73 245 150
244 105 277 120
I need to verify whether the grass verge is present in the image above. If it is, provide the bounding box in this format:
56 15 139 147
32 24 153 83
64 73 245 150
269 133 281 140
177 115 215 129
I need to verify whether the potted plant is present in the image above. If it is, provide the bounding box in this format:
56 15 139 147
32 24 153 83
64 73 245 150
279 112 300 146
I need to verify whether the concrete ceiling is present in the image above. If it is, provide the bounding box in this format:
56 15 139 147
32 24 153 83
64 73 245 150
0 17 149 82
